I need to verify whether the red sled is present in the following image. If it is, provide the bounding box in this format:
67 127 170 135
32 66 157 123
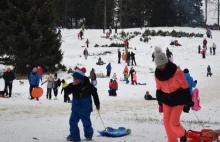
81 46 86 48
187 129 220 142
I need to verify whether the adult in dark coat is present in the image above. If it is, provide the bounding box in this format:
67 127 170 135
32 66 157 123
130 52 137 66
129 67 136 84
166 48 173 58
127 52 131 66
3 68 15 97
152 52 155 62
118 49 121 64
198 45 201 54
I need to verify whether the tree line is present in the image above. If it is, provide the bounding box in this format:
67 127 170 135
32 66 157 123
55 0 204 29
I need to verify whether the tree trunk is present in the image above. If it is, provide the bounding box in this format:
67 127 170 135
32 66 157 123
104 0 107 30
218 0 219 26
205 0 208 26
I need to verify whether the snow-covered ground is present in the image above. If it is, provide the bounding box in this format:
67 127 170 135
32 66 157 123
1 27 220 142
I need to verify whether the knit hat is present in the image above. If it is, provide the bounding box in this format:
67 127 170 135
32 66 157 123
154 46 169 66
72 69 85 81
146 91 149 94
183 68 189 73
33 67 37 72
81 67 87 73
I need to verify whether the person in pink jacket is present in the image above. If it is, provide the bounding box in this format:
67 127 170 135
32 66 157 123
154 46 192 142
132 72 137 85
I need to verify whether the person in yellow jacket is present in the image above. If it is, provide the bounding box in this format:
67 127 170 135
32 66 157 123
61 79 70 102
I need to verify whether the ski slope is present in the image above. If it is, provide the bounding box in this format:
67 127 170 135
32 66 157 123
1 27 220 142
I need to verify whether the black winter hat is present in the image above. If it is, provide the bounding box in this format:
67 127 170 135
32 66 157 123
183 68 189 73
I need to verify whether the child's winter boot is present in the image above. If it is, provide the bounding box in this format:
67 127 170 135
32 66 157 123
180 131 187 142
86 137 92 141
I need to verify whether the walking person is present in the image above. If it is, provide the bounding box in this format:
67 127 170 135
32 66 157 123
61 79 70 102
66 69 100 142
213 43 217 55
53 73 61 100
90 68 97 86
154 46 192 142
83 48 89 59
41 74 55 100
86 39 89 48
3 68 15 98
29 68 41 100
118 49 121 64
131 52 137 66
106 63 112 77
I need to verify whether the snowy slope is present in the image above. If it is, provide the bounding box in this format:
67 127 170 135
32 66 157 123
1 27 220 142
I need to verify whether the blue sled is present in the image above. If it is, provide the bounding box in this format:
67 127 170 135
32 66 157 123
99 127 131 137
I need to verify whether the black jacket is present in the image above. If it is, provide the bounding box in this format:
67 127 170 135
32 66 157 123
118 51 121 58
66 76 100 108
3 71 15 82
127 52 131 60
130 53 135 60
155 61 192 107
129 69 135 78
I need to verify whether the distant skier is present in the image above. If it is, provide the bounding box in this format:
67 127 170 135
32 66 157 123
198 45 201 54
207 65 212 77
29 68 41 100
212 43 217 55
183 69 197 95
83 48 89 59
66 69 100 142
118 49 121 64
3 68 15 98
106 63 112 77
131 52 137 66
86 39 89 48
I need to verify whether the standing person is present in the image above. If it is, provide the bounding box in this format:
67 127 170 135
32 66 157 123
41 74 55 100
86 39 89 48
118 49 121 64
166 48 173 59
131 52 137 66
152 52 155 62
132 72 137 85
61 79 70 103
207 65 212 77
210 46 213 55
198 45 201 54
115 25 117 33
106 63 112 77
183 69 197 95
90 68 97 86
127 52 131 66
29 68 41 100
154 46 191 142
202 46 206 59
54 73 61 100
206 28 212 38
212 43 217 55
203 38 207 48
129 67 135 84
109 26 112 35
80 30 83 40
111 80 118 96
123 66 129 80
66 69 100 142
83 48 89 59
109 79 113 96
37 66 43 81
3 68 15 98
124 71 129 84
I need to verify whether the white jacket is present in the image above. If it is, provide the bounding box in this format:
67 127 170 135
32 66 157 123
213 43 217 49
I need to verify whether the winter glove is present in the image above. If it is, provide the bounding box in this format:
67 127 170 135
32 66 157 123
183 105 190 113
194 80 197 84
96 105 100 111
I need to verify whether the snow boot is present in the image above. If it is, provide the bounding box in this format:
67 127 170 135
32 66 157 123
85 137 92 141
180 131 187 142
66 135 81 142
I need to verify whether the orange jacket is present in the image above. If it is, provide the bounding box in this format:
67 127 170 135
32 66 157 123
155 68 188 93
123 67 129 74
155 62 191 107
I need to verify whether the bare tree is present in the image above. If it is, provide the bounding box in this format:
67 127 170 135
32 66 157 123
209 0 220 26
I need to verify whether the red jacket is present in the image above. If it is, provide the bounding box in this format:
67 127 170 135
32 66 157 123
109 82 113 88
37 66 43 76
111 82 118 90
203 39 207 46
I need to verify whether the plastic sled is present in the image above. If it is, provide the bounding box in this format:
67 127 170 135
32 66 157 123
192 88 201 111
187 129 220 142
32 87 43 98
81 46 85 48
99 127 131 137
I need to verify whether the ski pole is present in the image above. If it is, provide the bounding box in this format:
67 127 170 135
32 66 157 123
98 111 106 130
192 110 204 129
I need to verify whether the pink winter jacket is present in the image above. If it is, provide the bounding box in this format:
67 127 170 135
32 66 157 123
133 74 137 81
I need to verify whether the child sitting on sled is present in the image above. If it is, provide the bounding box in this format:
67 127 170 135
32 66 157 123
144 91 156 100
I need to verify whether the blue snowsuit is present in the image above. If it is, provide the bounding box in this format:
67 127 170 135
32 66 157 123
207 65 212 77
66 77 100 141
106 64 112 77
184 73 196 95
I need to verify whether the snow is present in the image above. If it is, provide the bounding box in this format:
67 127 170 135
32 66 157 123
1 27 220 142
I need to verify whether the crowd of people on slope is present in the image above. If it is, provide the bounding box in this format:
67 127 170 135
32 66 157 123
199 38 217 58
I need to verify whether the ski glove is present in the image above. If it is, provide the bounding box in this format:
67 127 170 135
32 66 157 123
96 105 100 111
194 80 197 84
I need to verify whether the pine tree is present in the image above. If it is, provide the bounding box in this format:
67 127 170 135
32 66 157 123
0 0 63 75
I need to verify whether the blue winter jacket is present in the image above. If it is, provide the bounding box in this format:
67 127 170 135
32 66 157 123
184 73 196 95
106 64 112 72
29 72 40 86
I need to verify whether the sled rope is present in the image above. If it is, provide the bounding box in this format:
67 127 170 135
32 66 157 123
192 110 204 129
98 111 106 131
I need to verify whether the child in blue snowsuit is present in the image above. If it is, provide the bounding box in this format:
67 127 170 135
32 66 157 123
106 63 112 77
183 68 197 95
207 65 212 77
66 69 100 142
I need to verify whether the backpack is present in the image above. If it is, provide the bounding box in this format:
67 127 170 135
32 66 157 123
192 88 201 111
